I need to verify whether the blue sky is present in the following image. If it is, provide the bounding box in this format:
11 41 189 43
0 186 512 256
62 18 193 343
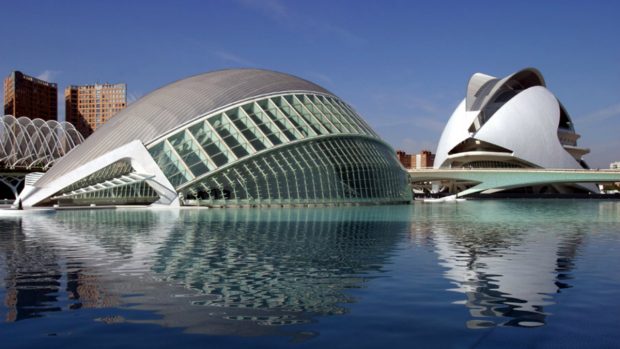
1 0 618 167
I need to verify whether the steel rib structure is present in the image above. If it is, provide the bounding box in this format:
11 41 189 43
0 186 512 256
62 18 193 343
0 115 83 171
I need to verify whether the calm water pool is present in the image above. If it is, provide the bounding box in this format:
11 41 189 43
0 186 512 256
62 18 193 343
0 200 619 348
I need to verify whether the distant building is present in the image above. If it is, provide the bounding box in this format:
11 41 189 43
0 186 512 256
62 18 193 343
65 83 126 137
417 150 435 168
396 150 413 169
611 161 620 170
397 150 434 169
3 71 58 120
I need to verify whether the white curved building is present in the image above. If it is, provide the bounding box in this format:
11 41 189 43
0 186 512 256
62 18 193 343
19 69 410 208
434 68 593 194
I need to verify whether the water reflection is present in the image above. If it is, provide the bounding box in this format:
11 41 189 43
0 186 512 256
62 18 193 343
0 208 404 336
153 209 403 318
0 201 616 336
410 201 596 328
0 214 121 322
1 217 62 321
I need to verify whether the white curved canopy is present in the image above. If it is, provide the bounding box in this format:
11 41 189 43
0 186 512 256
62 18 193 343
0 115 84 170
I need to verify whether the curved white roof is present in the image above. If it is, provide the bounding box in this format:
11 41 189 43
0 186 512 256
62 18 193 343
37 69 333 186
435 68 587 171
466 67 545 112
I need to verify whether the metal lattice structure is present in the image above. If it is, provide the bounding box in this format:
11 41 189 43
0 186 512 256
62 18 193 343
148 93 409 206
0 115 84 170
0 115 84 201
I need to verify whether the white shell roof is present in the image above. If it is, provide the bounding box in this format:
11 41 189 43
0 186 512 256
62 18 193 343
435 68 583 170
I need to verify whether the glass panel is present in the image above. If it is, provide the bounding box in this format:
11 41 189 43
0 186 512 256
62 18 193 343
272 97 314 137
319 96 364 134
309 95 351 133
287 95 326 135
226 108 268 151
256 100 297 141
300 95 342 133
149 141 193 187
210 112 254 158
188 121 231 167
168 130 212 177
333 98 376 137
244 104 285 145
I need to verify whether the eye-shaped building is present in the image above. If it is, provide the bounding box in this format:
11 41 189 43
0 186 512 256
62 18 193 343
20 69 410 207
434 67 593 193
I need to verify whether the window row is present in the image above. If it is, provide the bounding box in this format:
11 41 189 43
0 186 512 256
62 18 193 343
56 181 159 206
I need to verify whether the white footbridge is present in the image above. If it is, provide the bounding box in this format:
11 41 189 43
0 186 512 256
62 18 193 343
409 168 620 197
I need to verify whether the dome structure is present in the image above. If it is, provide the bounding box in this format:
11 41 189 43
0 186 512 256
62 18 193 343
20 69 410 207
434 68 592 194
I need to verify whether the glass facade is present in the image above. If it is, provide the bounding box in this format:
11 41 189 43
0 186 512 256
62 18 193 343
147 93 410 207
49 160 159 206
182 137 408 206
55 181 159 206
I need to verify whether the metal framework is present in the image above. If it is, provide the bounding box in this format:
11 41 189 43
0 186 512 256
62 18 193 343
0 115 84 201
0 173 26 200
0 115 84 170
146 93 409 206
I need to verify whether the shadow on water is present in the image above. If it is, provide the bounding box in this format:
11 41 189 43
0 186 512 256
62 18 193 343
0 207 409 337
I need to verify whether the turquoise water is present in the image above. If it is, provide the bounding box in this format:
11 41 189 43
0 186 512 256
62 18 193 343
0 200 619 348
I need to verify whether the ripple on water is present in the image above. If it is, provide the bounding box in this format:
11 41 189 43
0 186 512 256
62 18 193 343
0 202 619 346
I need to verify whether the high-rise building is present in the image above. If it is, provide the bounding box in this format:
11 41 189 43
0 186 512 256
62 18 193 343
3 71 58 120
65 83 126 137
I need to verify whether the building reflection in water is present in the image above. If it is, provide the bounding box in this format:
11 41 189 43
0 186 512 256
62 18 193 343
1 216 62 322
0 201 608 333
0 207 404 336
0 214 119 323
409 201 587 328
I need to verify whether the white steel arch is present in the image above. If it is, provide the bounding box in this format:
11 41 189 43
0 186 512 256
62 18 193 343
0 115 85 170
